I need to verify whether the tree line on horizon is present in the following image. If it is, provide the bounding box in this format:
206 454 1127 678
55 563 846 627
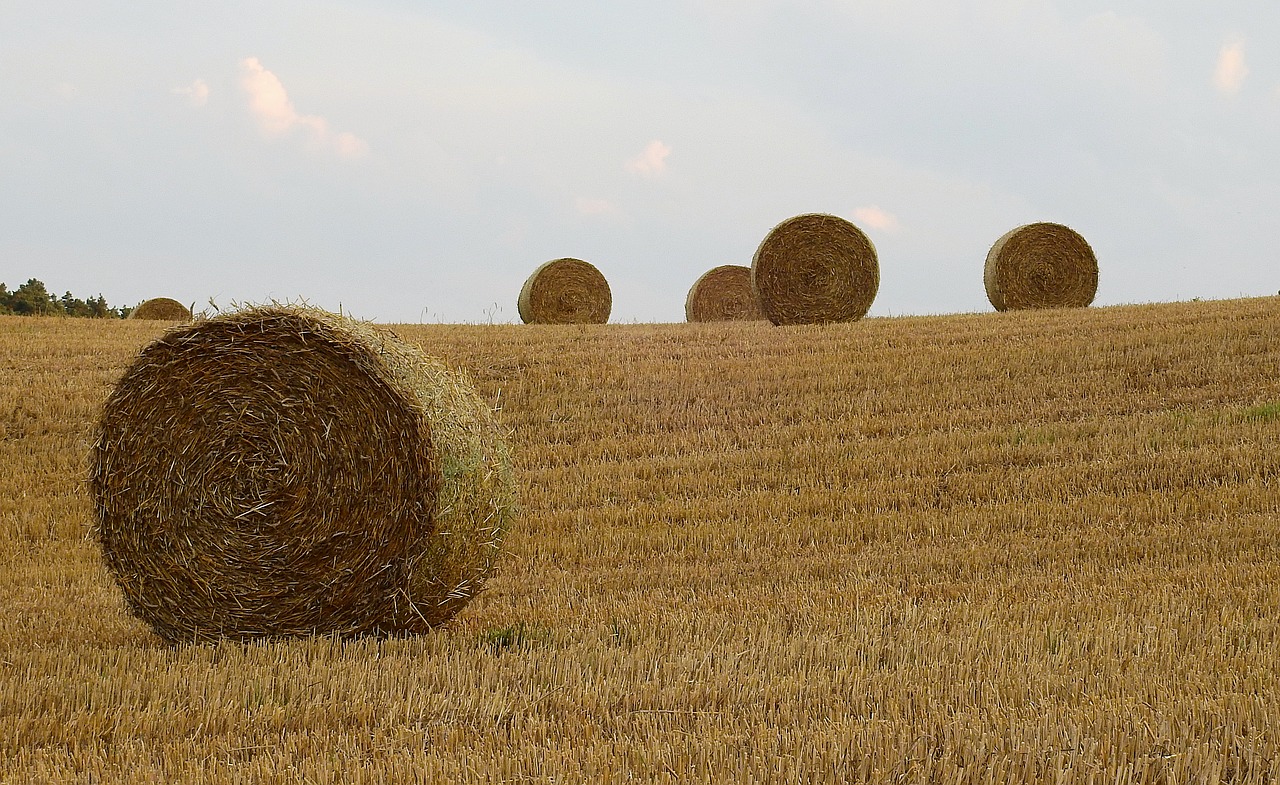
0 279 132 318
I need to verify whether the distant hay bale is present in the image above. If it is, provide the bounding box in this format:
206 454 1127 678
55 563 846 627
750 213 879 326
984 223 1098 311
685 265 765 322
89 305 516 643
129 298 192 321
518 258 611 324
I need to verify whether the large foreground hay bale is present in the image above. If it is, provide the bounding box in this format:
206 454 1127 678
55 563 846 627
89 305 516 643
518 258 611 324
750 213 879 326
129 298 192 321
685 265 765 322
984 222 1098 311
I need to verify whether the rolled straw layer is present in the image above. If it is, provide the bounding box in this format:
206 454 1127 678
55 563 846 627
518 258 611 324
751 213 879 326
129 298 191 321
984 222 1098 311
89 305 515 642
685 265 765 322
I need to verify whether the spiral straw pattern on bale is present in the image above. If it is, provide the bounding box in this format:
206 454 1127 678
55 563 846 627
750 213 879 326
984 222 1098 311
128 298 192 321
89 305 516 643
684 265 765 323
518 258 611 324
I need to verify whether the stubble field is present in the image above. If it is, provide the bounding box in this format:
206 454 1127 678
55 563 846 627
1 296 1279 783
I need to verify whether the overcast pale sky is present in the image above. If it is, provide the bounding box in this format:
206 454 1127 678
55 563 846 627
2 2 1277 323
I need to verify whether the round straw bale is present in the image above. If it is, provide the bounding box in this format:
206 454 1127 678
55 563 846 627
129 298 192 321
684 265 765 323
89 305 516 642
518 258 611 324
984 222 1098 311
750 213 879 326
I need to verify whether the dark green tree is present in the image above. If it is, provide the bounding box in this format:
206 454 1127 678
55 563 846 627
9 279 58 315
0 279 130 318
87 294 111 318
60 291 92 317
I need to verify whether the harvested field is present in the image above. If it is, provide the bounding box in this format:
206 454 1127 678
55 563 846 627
1 296 1279 782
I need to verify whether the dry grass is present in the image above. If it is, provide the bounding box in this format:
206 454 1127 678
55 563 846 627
2 296 1279 782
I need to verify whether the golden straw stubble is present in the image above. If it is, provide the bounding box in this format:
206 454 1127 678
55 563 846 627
685 265 765 322
89 305 515 642
751 213 879 326
984 222 1098 311
128 297 192 321
518 258 611 324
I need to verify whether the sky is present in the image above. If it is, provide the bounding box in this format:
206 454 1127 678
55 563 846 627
2 1 1278 323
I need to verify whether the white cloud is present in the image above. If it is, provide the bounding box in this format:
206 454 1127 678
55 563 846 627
852 205 900 232
625 140 671 177
1214 41 1248 95
172 79 209 107
334 132 369 159
239 57 368 158
240 57 300 135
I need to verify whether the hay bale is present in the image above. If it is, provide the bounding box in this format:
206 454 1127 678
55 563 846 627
129 298 192 321
750 213 879 326
684 265 765 322
984 222 1098 311
518 258 611 324
89 305 516 642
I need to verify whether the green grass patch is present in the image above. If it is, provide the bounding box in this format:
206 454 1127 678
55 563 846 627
1242 401 1280 422
481 622 552 654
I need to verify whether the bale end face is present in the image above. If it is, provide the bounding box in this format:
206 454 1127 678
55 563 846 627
685 265 765 323
90 305 515 642
518 258 611 324
984 222 1098 311
751 213 879 326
